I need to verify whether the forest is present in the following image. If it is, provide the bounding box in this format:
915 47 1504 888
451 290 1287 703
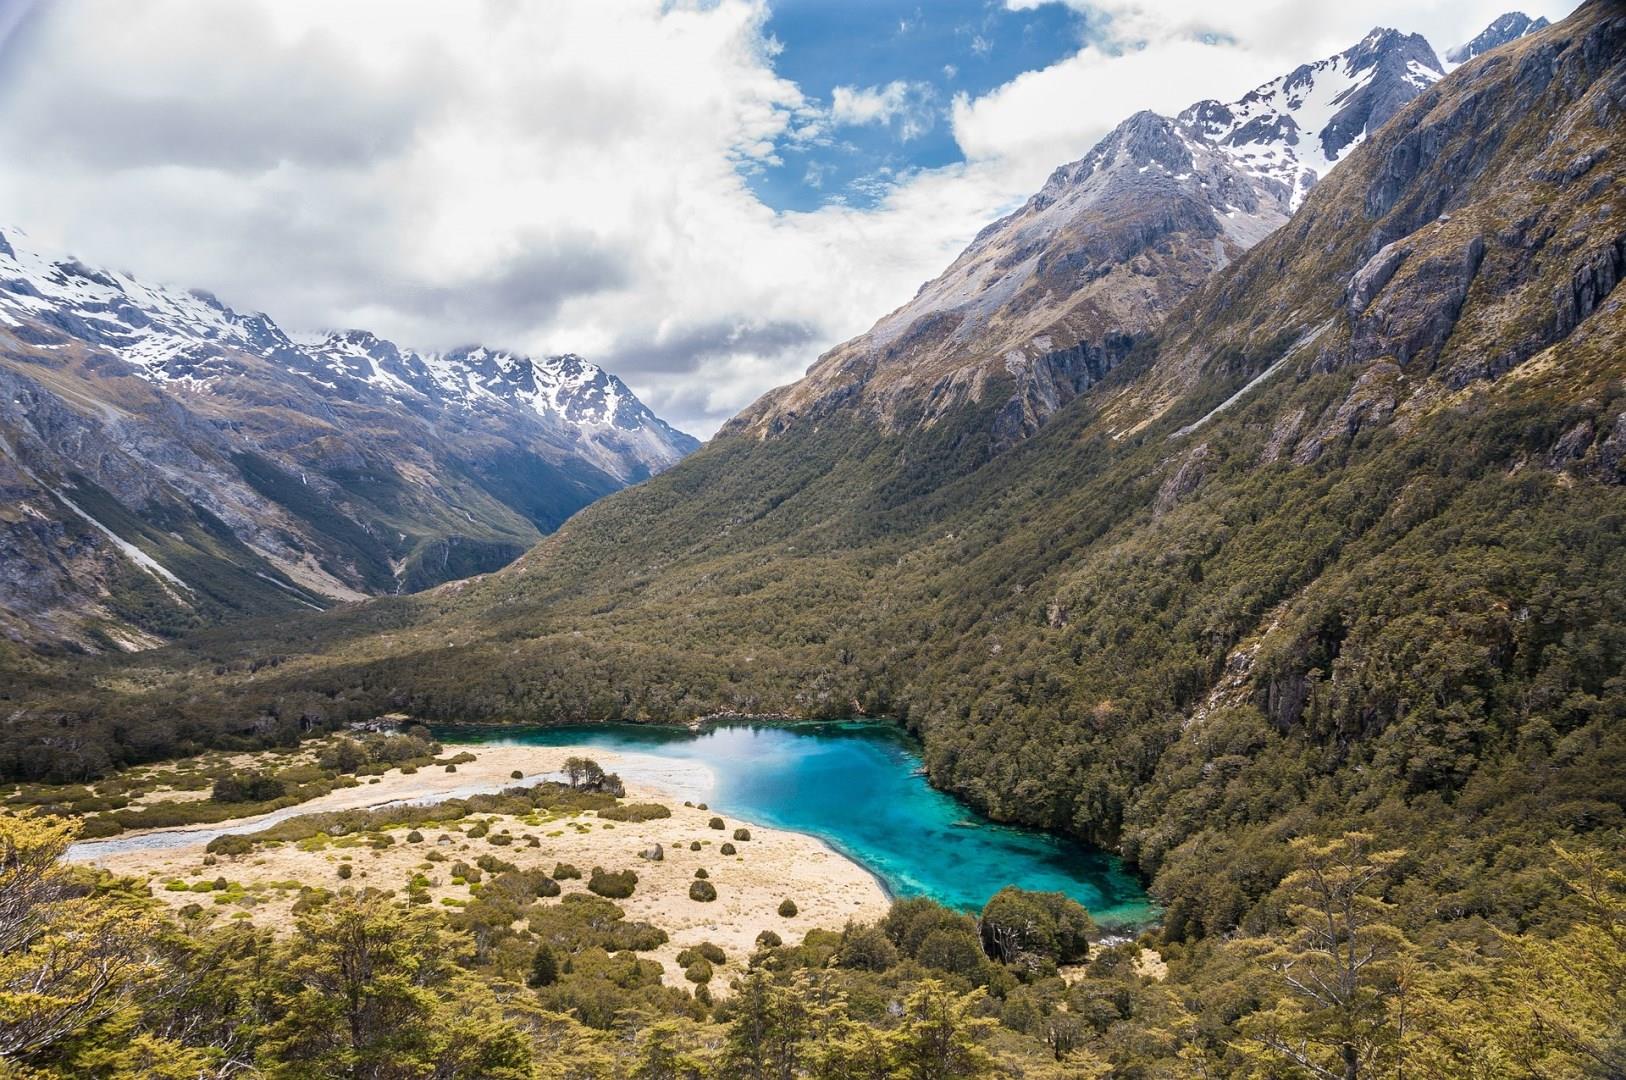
2 784 1621 1079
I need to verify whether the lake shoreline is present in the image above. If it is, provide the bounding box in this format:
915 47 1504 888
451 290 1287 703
441 720 1160 926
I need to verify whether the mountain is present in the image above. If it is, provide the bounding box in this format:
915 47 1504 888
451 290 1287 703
1447 11 1552 64
737 26 1444 445
0 229 696 650
25 0 1623 954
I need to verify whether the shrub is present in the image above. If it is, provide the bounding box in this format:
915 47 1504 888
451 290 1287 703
511 770 524 779
444 764 457 773
732 828 751 841
683 958 713 984
205 834 253 857
476 854 518 875
488 832 512 846
587 867 638 899
598 803 672 822
778 899 798 918
708 817 724 830
466 822 489 839
694 868 709 879
211 772 287 804
337 864 353 880
451 861 482 884
689 880 717 902
690 841 702 851
406 830 424 843
683 942 725 965
720 843 736 856
755 930 782 949
552 862 581 880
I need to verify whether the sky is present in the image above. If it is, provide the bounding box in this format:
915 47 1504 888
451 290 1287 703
0 0 1578 437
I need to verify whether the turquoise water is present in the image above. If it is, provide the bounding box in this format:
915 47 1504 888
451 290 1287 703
441 721 1156 927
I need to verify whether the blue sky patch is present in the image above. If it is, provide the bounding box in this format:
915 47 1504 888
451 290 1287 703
751 0 1091 211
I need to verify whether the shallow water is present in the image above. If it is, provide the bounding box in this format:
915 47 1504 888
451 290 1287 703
445 720 1157 926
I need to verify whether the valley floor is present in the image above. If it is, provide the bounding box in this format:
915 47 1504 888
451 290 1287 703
76 743 890 991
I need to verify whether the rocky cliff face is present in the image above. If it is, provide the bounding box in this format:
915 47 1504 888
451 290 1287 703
0 231 697 649
732 24 1450 446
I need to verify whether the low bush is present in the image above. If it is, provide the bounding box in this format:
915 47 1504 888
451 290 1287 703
720 843 736 856
587 867 638 899
689 880 717 902
778 899 798 918
205 834 253 857
211 772 287 804
552 862 581 880
598 803 671 822
708 817 725 830
677 942 725 966
732 828 751 842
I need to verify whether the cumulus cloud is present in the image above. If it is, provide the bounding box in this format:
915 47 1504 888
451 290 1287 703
0 0 1580 435
830 80 937 140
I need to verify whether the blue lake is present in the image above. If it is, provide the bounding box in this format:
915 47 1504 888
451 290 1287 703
442 720 1156 927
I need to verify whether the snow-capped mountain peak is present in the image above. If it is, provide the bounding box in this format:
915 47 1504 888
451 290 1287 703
0 227 697 481
1179 27 1444 210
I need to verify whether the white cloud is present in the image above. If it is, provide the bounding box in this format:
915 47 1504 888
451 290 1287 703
829 80 936 140
0 0 1583 436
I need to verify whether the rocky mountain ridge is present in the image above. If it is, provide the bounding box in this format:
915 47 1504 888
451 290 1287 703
1447 11 1552 65
735 21 1472 445
0 228 696 649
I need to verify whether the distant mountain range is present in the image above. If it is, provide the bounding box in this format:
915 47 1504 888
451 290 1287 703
0 227 696 649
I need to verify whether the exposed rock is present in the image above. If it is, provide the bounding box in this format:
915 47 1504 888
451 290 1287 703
1155 443 1212 513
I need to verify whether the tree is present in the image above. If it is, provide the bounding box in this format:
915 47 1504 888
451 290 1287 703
630 1020 708 1080
530 944 560 988
0 810 164 1065
891 980 996 1080
563 757 606 790
978 887 1094 967
257 894 531 1078
722 972 816 1080
1239 832 1409 1080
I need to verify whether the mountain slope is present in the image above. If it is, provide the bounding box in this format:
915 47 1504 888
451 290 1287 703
737 26 1445 445
0 231 696 649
